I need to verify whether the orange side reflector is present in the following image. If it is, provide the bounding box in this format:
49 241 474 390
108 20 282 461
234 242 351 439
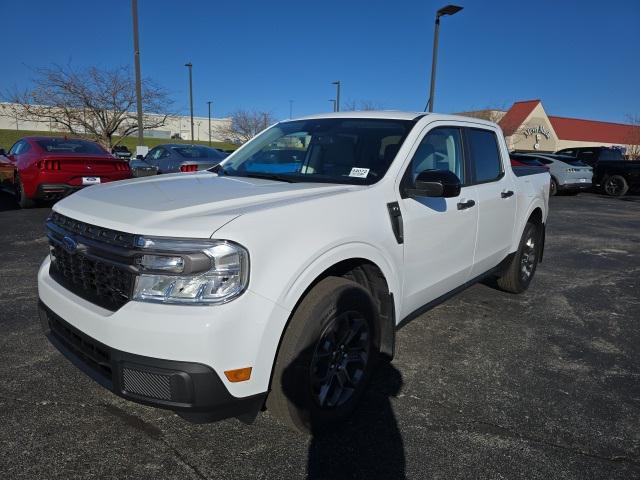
224 367 252 383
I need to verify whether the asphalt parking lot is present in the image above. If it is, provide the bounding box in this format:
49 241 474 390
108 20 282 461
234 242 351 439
0 190 638 479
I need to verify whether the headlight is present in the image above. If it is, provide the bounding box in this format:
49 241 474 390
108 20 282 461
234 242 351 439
132 238 249 305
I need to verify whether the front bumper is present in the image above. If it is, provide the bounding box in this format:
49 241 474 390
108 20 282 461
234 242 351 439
39 301 266 422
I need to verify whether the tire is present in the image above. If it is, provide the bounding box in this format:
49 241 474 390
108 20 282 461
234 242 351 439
602 175 629 197
549 177 558 196
15 174 35 209
496 222 541 294
267 276 378 433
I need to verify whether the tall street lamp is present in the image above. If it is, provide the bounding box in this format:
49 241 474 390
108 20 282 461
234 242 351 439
207 101 212 146
131 0 144 148
184 62 194 142
289 100 294 119
332 81 341 112
426 4 463 112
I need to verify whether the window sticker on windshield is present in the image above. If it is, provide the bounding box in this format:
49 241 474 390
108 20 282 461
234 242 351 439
349 167 370 178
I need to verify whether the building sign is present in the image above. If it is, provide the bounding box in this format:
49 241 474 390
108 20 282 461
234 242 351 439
522 125 551 139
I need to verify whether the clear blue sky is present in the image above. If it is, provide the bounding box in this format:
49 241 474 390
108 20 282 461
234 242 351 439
1 0 638 122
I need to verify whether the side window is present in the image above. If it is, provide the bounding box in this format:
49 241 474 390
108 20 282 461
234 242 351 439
147 148 163 164
467 128 503 183
409 127 464 182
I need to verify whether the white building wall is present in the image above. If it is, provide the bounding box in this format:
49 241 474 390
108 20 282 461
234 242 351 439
0 103 232 143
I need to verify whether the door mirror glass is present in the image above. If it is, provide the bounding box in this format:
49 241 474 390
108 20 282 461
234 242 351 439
407 170 461 198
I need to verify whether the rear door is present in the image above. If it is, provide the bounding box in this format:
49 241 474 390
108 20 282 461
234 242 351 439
397 122 478 318
466 127 517 278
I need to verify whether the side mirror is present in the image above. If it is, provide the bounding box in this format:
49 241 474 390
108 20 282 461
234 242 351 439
406 170 462 198
0 148 6 156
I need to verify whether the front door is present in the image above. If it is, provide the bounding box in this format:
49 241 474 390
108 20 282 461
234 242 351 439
398 124 478 318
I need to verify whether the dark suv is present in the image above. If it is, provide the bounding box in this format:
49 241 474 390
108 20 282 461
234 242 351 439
555 147 640 196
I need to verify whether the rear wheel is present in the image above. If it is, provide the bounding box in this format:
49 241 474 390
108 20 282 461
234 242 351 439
602 175 628 197
550 177 558 196
496 222 541 294
15 174 35 209
267 277 378 433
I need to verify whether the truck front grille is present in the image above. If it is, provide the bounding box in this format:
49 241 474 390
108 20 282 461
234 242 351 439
47 213 137 311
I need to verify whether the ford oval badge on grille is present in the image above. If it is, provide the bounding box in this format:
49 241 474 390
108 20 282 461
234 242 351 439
62 236 78 253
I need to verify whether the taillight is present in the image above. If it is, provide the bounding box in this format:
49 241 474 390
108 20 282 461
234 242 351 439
39 160 61 170
180 164 198 172
114 162 130 171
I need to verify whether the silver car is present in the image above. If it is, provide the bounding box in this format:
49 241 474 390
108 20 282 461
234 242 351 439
143 144 227 174
513 153 593 196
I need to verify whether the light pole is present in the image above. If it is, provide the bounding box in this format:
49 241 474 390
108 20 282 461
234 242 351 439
332 81 341 112
131 0 144 147
207 101 212 146
184 62 194 142
289 100 294 119
329 99 336 112
426 4 463 112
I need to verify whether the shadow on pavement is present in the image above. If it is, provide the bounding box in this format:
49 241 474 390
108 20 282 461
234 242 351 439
305 361 406 480
0 190 19 211
281 353 406 480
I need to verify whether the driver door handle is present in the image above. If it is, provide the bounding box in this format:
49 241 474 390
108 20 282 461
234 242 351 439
501 190 514 198
457 199 476 210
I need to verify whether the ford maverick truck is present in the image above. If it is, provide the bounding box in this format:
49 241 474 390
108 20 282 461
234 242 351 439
38 112 549 432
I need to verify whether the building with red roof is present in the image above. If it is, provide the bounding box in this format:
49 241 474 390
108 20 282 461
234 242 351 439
459 100 639 157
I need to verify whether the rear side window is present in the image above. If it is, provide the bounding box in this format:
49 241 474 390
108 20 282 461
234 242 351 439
598 149 624 161
467 129 503 183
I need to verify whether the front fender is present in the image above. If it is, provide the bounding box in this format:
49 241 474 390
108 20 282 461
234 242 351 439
278 241 402 321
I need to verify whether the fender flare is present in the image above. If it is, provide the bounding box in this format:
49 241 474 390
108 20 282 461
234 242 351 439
278 241 402 320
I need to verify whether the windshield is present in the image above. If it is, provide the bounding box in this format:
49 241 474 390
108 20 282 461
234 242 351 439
173 146 225 159
36 138 105 154
217 118 416 184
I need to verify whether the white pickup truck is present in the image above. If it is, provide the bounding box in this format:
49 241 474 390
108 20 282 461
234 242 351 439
38 111 549 432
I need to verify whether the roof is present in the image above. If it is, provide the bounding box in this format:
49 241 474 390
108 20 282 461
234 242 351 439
548 116 636 144
296 110 426 121
294 111 498 127
498 100 540 136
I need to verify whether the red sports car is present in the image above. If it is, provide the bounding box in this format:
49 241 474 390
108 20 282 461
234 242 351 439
1 136 131 208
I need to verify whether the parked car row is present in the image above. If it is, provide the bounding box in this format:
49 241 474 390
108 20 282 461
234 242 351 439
0 136 229 208
510 146 639 197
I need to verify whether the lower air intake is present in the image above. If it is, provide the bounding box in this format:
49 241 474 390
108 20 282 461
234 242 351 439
122 367 172 401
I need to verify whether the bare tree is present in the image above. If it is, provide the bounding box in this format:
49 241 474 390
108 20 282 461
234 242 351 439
3 64 172 148
625 114 640 160
215 109 277 144
342 99 384 111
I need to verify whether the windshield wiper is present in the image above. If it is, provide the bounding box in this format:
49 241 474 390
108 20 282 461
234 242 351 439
245 173 297 183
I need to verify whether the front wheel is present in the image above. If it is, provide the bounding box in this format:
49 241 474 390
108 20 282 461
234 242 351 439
267 277 378 433
549 177 558 196
496 222 541 294
602 175 629 197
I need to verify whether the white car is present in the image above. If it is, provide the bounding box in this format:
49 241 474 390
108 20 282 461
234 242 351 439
38 111 550 432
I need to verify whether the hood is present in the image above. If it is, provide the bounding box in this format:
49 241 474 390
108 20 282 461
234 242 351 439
53 172 357 238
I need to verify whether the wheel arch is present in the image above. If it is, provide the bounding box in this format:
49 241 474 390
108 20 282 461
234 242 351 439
270 245 400 385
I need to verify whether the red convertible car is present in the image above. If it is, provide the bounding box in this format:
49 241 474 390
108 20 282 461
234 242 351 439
0 137 131 208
